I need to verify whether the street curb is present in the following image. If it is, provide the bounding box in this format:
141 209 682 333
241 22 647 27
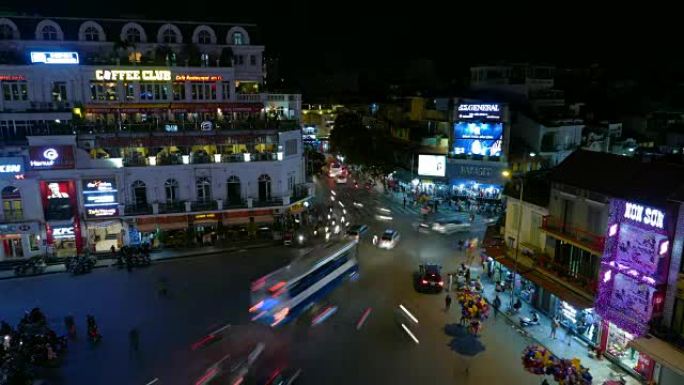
0 242 279 281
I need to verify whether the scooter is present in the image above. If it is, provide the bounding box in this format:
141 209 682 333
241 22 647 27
519 311 540 327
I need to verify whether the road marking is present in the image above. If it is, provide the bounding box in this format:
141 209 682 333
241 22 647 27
144 378 159 385
399 304 419 324
401 323 420 344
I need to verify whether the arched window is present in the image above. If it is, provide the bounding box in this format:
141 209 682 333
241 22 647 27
41 25 58 40
257 174 271 202
125 27 141 43
232 31 243 45
0 24 15 40
227 176 241 204
2 186 22 221
198 30 211 44
164 179 179 203
196 177 212 202
84 26 99 41
131 180 147 206
162 27 178 43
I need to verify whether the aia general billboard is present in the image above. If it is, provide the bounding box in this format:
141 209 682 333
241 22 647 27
29 146 75 170
453 122 503 157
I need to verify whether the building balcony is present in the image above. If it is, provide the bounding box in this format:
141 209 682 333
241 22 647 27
224 199 247 209
253 197 283 207
1 211 24 222
541 215 605 255
125 204 153 216
158 201 186 214
190 200 218 212
291 183 313 202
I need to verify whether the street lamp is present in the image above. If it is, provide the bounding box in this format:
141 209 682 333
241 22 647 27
502 169 524 307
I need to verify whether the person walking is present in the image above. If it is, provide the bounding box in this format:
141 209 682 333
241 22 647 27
445 294 452 311
129 328 139 352
493 295 501 319
403 196 406 208
550 317 559 339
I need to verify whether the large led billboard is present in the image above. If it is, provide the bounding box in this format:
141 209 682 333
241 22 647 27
453 122 503 156
418 155 446 177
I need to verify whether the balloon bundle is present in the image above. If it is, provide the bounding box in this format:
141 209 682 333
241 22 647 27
457 289 490 321
521 345 593 385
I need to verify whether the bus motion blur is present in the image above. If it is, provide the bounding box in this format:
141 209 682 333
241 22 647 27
249 240 359 327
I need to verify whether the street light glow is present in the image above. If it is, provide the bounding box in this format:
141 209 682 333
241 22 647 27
501 170 511 178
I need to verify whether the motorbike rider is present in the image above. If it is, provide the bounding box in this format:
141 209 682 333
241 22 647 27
86 315 100 341
64 315 76 337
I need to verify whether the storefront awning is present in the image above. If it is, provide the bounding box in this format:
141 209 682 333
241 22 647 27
630 336 684 376
524 270 594 310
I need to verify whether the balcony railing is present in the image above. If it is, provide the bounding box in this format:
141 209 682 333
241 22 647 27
159 201 186 214
224 199 247 209
253 197 283 207
190 200 218 212
291 183 312 202
541 215 605 254
125 204 153 216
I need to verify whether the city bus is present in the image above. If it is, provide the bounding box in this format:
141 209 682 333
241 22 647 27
249 240 359 327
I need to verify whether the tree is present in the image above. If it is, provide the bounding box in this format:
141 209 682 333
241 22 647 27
330 111 395 173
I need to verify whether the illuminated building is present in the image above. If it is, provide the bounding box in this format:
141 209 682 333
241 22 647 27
0 16 309 259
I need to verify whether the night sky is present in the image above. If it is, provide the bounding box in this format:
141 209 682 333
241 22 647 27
1 0 679 99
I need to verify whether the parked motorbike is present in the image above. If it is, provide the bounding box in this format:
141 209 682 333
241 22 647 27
519 311 540 327
14 256 47 276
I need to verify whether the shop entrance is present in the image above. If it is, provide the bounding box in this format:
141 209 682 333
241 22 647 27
88 221 123 252
1 236 23 258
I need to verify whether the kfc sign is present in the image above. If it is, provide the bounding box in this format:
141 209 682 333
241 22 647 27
624 202 665 229
53 226 75 239
29 146 74 170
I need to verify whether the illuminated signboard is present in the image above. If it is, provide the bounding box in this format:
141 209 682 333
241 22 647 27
458 103 502 121
417 155 446 177
82 178 119 218
0 157 24 174
624 202 665 229
41 181 76 221
53 226 75 239
95 69 171 82
453 122 504 156
0 75 26 81
29 146 75 170
175 74 223 82
30 51 79 64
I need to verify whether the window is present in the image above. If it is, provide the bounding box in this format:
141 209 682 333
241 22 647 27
0 24 14 40
131 180 147 206
227 176 241 204
191 83 217 100
196 177 212 202
140 83 169 101
288 251 350 297
285 139 298 156
257 174 271 201
673 298 684 339
165 179 179 203
51 82 67 102
41 25 58 40
162 27 177 43
250 55 257 66
90 82 118 101
201 53 209 67
198 30 211 44
126 28 141 43
128 51 142 63
222 82 231 100
235 55 244 65
2 186 22 221
29 234 40 251
587 205 603 235
172 83 186 101
84 26 99 41
2 81 28 101
232 31 244 45
288 174 295 193
124 83 135 101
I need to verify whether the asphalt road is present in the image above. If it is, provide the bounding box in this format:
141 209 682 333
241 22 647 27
1 176 544 385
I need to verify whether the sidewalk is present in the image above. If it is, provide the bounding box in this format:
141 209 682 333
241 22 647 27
466 263 639 385
0 239 279 280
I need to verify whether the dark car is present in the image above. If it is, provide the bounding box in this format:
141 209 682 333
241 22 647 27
263 367 302 385
346 224 369 240
416 263 444 293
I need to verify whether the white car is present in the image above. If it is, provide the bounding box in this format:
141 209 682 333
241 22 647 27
431 220 471 234
379 229 400 249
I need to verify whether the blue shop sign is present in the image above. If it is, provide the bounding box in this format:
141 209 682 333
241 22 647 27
447 161 506 185
0 157 25 175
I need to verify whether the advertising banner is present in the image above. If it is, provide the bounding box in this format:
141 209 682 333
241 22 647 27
82 178 119 218
453 122 503 156
615 223 668 278
41 181 77 221
29 146 75 170
417 155 446 177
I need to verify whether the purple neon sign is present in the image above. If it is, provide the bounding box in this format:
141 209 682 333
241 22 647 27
596 199 671 336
